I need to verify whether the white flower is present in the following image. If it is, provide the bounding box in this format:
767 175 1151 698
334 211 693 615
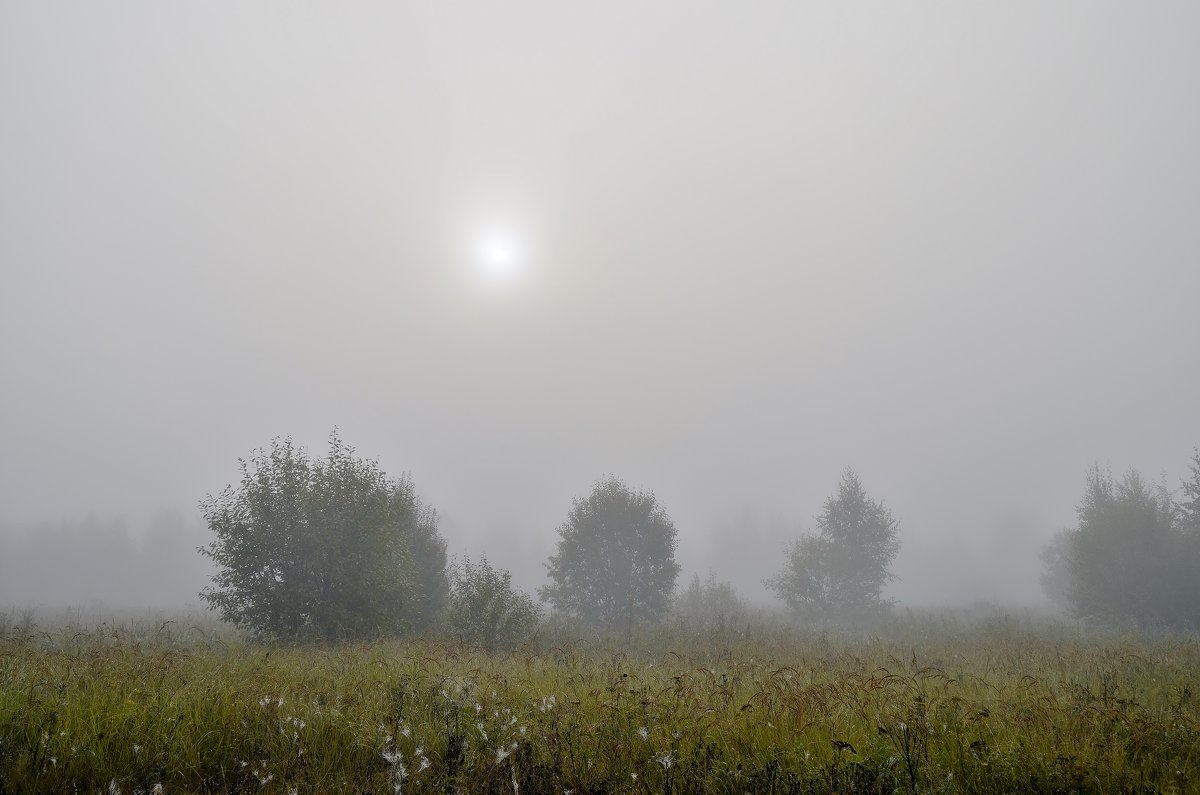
656 751 675 770
637 727 649 741
132 744 141 755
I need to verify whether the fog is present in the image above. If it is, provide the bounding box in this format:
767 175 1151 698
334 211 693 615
2 3 1198 611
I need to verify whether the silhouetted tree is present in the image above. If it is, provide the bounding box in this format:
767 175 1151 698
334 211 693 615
766 469 900 622
199 432 447 640
1044 462 1199 631
540 476 680 633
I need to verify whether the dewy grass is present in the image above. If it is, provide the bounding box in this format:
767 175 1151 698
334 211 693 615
1 615 1198 793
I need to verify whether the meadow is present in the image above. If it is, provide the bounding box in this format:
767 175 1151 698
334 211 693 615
1 610 1197 794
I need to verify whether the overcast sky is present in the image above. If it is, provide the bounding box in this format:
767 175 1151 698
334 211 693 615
2 2 1198 607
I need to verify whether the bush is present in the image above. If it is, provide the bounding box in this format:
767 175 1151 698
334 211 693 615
671 571 749 631
447 555 541 650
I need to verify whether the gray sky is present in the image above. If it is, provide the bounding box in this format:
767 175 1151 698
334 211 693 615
2 2 1198 607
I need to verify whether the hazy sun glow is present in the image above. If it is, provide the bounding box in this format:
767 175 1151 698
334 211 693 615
474 230 524 283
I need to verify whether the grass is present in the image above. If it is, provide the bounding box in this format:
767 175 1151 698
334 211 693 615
1 611 1198 793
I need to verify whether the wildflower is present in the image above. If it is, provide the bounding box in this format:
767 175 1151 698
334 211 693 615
383 749 404 766
132 744 141 755
638 727 649 741
477 722 488 741
656 751 675 770
50 757 57 767
400 725 412 738
496 745 513 764
109 781 121 795
898 721 908 733
151 785 163 795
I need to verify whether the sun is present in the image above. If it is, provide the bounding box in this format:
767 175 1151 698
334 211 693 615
474 230 524 283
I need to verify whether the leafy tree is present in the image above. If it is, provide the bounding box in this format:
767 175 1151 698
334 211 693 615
540 476 681 632
1044 463 1199 631
199 432 447 640
447 555 541 650
765 469 901 622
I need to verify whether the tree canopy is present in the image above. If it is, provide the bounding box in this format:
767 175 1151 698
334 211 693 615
766 469 901 623
199 432 447 640
540 476 680 632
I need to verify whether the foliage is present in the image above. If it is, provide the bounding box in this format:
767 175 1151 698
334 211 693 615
540 476 681 632
766 469 901 622
671 571 749 631
3 618 1200 793
199 432 447 640
1043 463 1199 631
446 555 541 650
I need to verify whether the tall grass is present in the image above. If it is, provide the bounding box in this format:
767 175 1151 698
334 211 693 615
1 610 1197 793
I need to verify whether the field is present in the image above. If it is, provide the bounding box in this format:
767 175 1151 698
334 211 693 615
1 612 1198 794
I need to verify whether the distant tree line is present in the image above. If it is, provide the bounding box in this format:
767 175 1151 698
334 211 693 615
195 432 1200 644
197 432 901 644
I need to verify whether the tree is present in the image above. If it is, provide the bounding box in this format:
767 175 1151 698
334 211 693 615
199 432 447 640
447 555 541 650
765 469 901 622
1043 463 1198 631
540 476 680 632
